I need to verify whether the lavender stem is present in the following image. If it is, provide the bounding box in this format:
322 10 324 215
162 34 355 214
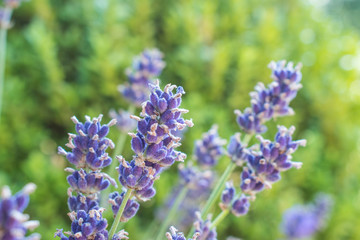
109 188 133 239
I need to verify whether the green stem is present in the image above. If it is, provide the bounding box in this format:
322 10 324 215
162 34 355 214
155 186 189 240
201 162 236 218
0 24 8 124
108 189 133 239
210 209 229 229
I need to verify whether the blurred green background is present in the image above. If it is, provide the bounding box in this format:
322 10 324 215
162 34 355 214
1 0 360 239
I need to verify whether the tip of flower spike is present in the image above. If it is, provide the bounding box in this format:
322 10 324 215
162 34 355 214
23 220 40 231
108 118 117 127
113 229 129 239
1 185 11 198
70 116 79 124
22 183 37 195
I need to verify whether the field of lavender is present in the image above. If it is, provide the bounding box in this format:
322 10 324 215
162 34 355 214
1 0 360 239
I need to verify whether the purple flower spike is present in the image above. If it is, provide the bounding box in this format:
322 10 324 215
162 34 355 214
0 184 40 240
194 125 226 168
231 195 250 217
56 209 108 240
58 115 116 171
221 181 235 208
235 61 303 134
166 226 199 240
240 125 305 196
109 192 140 222
66 168 116 198
194 212 217 240
119 49 166 106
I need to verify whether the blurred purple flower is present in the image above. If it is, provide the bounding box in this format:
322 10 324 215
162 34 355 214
281 194 333 239
0 184 40 240
119 49 165 106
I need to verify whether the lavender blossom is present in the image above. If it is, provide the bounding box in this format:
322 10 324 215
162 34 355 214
227 133 248 166
57 115 116 171
194 212 217 240
240 125 306 196
67 194 99 213
235 61 302 134
109 191 139 222
166 226 199 240
55 209 108 240
119 49 165 106
118 81 193 201
231 195 250 217
281 194 333 239
220 182 235 208
194 125 226 168
0 184 40 240
66 168 116 198
109 109 137 133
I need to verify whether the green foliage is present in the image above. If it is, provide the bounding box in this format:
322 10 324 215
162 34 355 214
1 0 360 239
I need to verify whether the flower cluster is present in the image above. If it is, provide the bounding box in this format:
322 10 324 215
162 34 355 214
0 183 40 240
58 115 116 171
235 61 302 134
118 49 165 106
281 193 333 239
240 125 306 197
117 81 193 201
194 125 226 167
56 115 124 240
220 182 250 217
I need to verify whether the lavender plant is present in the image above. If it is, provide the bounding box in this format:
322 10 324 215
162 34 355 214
105 49 166 201
0 183 40 240
108 80 194 238
184 60 306 239
56 115 124 240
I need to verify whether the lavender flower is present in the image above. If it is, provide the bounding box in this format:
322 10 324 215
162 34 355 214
281 194 333 239
118 81 193 201
235 61 302 134
109 109 137 133
58 115 116 171
67 194 99 213
0 184 40 240
240 125 306 196
231 195 250 217
220 182 235 208
194 212 217 240
119 49 165 106
55 209 108 240
194 125 226 168
166 226 199 240
109 191 139 222
227 133 248 166
66 168 116 198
